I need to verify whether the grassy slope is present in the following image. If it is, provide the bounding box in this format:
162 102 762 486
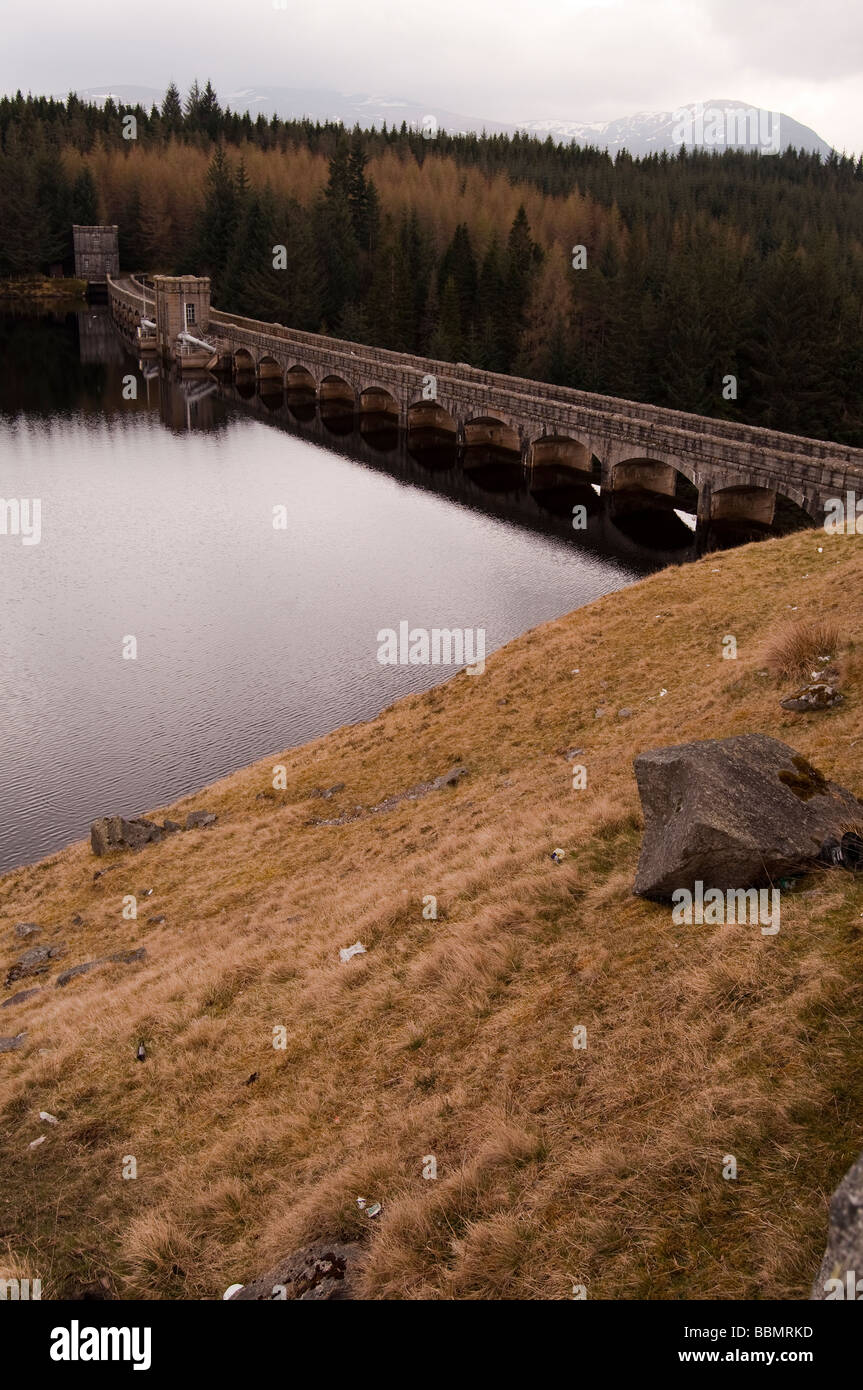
2 527 862 1301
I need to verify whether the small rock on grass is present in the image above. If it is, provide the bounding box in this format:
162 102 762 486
780 682 843 713
2 988 42 1009
229 1241 364 1301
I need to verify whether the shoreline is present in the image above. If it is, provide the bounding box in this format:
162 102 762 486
0 276 87 302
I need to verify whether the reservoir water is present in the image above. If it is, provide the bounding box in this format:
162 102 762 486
0 305 681 874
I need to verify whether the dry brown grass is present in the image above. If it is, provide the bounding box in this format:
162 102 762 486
1 527 862 1301
762 616 842 681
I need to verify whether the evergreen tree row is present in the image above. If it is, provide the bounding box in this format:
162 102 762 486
1 85 861 444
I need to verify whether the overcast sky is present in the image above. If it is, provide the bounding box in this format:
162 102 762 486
2 0 861 153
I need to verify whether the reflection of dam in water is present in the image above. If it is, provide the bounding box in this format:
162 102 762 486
77 308 129 365
177 367 812 568
218 379 699 572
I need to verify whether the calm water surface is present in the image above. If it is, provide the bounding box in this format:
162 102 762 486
0 306 675 874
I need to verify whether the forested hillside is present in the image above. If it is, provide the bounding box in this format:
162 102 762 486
2 83 862 443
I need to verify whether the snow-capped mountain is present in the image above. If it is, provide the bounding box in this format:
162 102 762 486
517 100 833 158
63 86 834 158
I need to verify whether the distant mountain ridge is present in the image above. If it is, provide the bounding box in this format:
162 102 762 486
61 85 835 158
517 100 834 159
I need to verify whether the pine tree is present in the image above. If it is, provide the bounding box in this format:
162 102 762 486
740 244 839 436
161 83 183 135
200 82 222 141
184 81 203 132
0 142 39 273
655 245 717 414
70 166 99 224
515 243 573 383
502 206 540 370
438 224 477 343
428 275 464 361
474 237 508 371
312 144 361 330
195 146 237 291
346 138 378 250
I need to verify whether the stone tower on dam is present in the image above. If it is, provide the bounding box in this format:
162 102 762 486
72 225 119 286
153 276 211 361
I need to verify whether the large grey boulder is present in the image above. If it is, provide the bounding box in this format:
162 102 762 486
229 1240 364 1300
811 1151 863 1299
633 734 862 900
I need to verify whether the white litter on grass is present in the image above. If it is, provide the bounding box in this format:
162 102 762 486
356 1197 382 1217
39 1111 58 1125
29 1135 45 1149
340 942 367 963
223 1284 244 1300
659 689 668 697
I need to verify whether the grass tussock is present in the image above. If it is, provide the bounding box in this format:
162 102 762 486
762 616 842 681
1 527 862 1300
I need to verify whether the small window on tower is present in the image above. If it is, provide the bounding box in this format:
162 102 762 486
186 304 196 325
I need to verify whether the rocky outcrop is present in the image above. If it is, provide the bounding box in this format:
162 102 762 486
90 811 217 854
90 816 163 856
0 1032 26 1053
308 765 469 827
55 948 148 988
633 734 862 900
811 1151 863 1298
307 783 346 800
228 1240 364 1300
5 944 66 987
